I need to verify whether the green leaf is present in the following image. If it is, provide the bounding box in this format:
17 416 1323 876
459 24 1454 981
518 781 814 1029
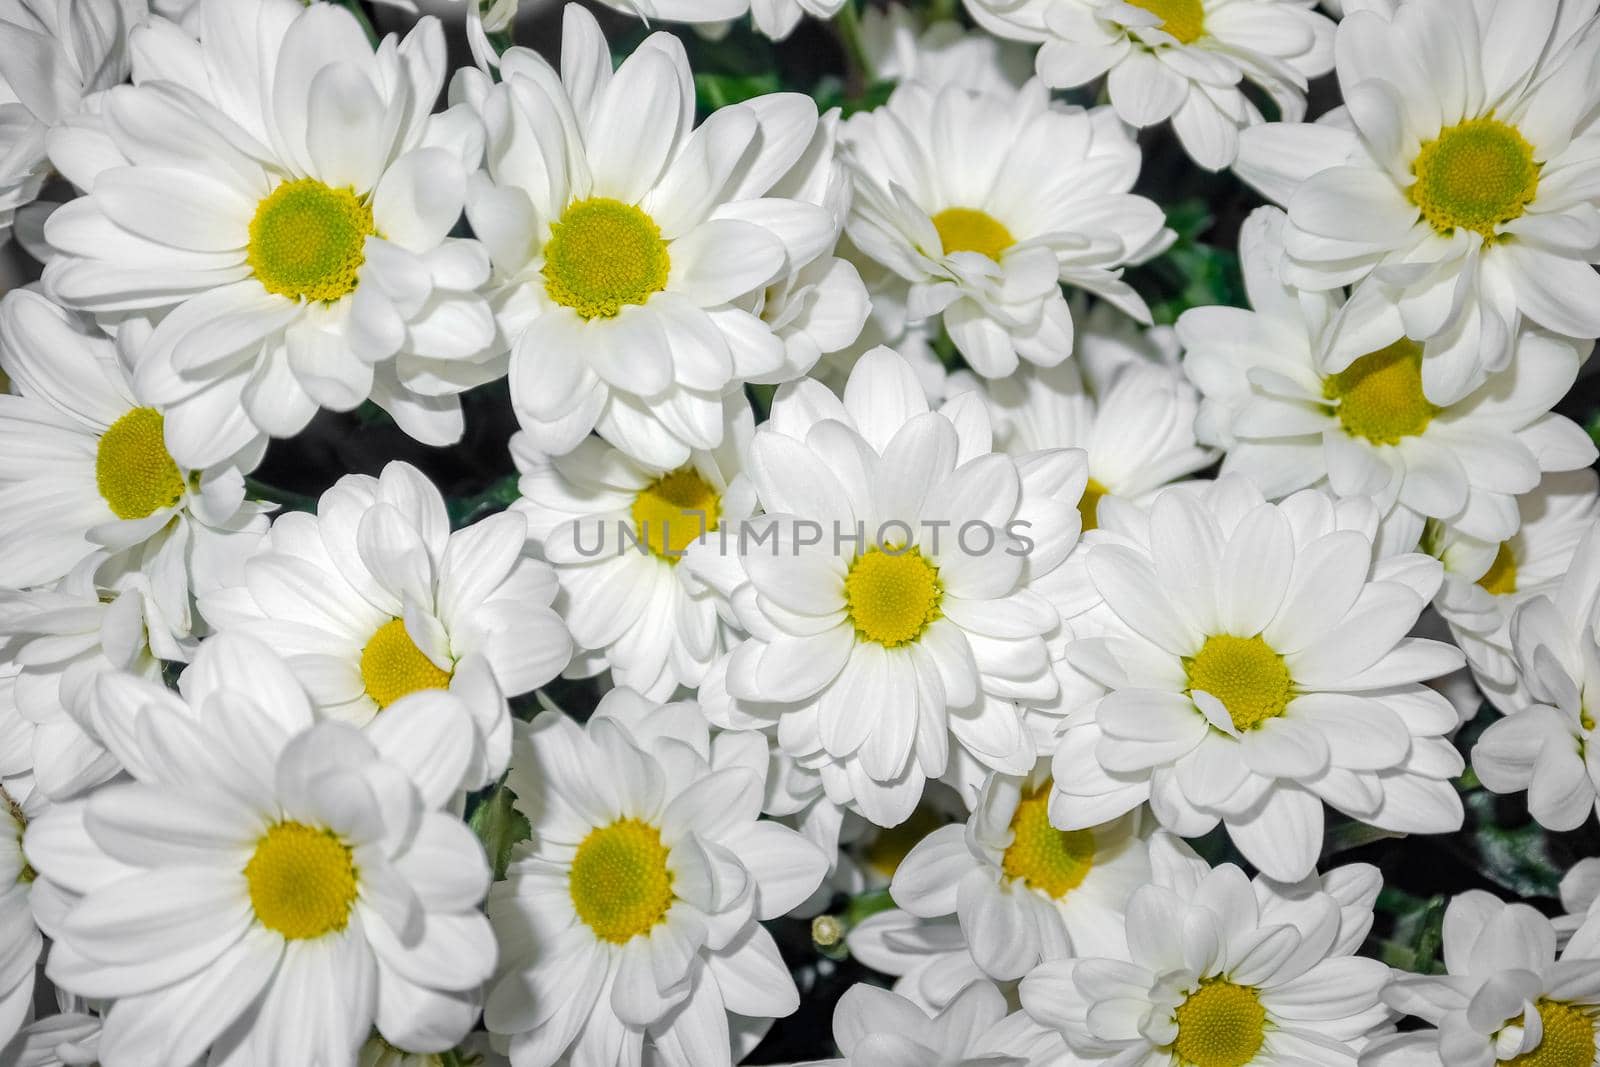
695 71 783 110
468 781 531 881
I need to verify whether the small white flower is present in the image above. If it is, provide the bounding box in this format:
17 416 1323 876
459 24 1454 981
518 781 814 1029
1181 208 1598 552
843 78 1171 377
965 0 1336 169
0 291 271 623
483 691 829 1067
1235 0 1600 404
889 766 1151 980
43 0 496 459
844 909 989 1014
1471 518 1600 832
582 0 845 41
28 632 498 1064
0 783 43 1051
860 4 1036 95
802 980 1065 1066
1021 835 1389 1066
456 3 840 468
0 1009 101 1067
1052 475 1466 881
1429 469 1600 715
1561 859 1600 956
1363 890 1600 1067
198 460 571 790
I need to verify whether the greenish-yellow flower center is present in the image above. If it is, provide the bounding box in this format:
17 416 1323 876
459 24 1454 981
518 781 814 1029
542 197 670 319
1172 979 1268 1067
1079 477 1110 533
1411 117 1540 240
360 619 453 710
1126 0 1206 43
1185 635 1292 732
1477 542 1518 597
631 468 721 562
1000 788 1095 898
96 407 185 520
1502 1000 1597 1067
244 821 358 940
931 207 1014 261
845 546 943 648
569 818 675 944
248 178 376 303
1323 339 1438 446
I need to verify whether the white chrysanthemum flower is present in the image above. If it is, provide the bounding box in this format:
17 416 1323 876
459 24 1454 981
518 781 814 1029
0 784 43 1050
1021 835 1389 1067
0 1009 101 1067
845 909 990 1013
41 0 496 461
198 460 571 790
981 354 1215 535
842 78 1171 378
860 4 1035 95
1471 519 1600 832
1428 469 1600 715
1363 890 1600 1067
454 4 838 469
686 348 1086 827
0 0 138 246
1053 475 1466 881
27 633 497 1064
964 0 1336 170
889 766 1150 981
1181 209 1598 549
0 291 271 618
0 563 179 800
584 0 844 42
1235 0 1600 404
511 401 752 701
482 692 829 1067
801 981 1067 1067
1561 859 1600 955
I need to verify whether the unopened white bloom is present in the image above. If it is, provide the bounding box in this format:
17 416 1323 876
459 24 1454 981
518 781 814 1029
861 4 1034 95
795 980 1066 1067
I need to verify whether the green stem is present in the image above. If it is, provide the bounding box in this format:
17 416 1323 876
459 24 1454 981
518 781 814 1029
1321 820 1403 858
834 0 875 96
245 477 320 515
333 0 381 47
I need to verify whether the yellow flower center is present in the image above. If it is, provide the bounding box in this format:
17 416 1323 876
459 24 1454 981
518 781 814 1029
1172 979 1268 1067
96 407 185 520
569 818 675 944
931 207 1014 261
1323 339 1438 446
631 468 721 562
1185 635 1293 732
1079 477 1110 533
244 821 358 941
542 197 670 320
844 546 943 648
247 178 376 303
1410 117 1540 240
1477 542 1518 597
1125 0 1206 43
1000 787 1095 898
864 804 948 879
359 619 453 710
1502 1000 1597 1067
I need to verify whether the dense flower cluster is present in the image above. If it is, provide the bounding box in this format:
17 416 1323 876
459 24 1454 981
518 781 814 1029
1 0 1599 1064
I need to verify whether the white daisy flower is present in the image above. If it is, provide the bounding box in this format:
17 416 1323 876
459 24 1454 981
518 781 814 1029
1471 518 1600 832
27 632 498 1064
511 400 752 701
482 691 829 1067
198 459 571 790
860 4 1036 95
1181 208 1597 549
845 909 990 1014
686 348 1087 827
1561 859 1600 956
0 783 43 1051
1428 468 1600 715
41 0 496 461
964 0 1336 170
889 766 1151 981
0 1009 101 1067
0 563 179 800
584 0 844 42
800 980 1067 1067
0 0 139 246
1363 889 1600 1067
1234 0 1600 404
454 3 838 468
842 78 1171 378
0 290 271 625
1021 835 1390 1067
1053 475 1466 881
